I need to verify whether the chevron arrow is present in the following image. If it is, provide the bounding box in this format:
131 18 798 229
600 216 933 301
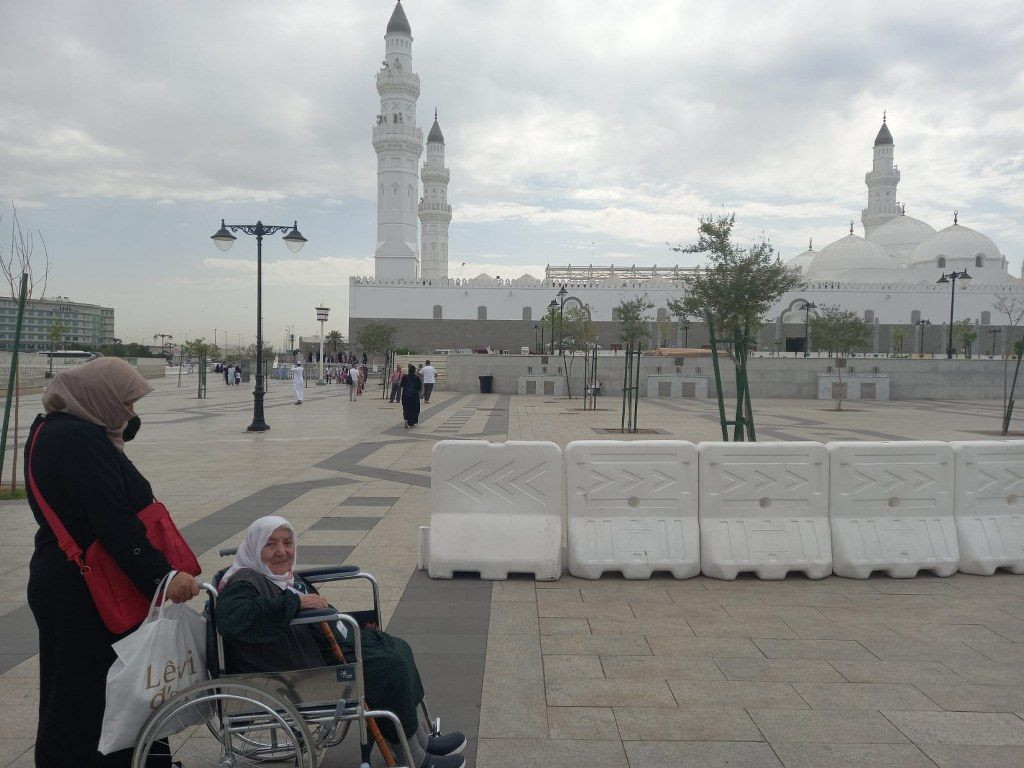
620 468 644 493
650 468 677 493
721 468 745 495
752 468 775 494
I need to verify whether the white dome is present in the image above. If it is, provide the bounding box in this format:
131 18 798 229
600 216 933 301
806 233 897 280
868 215 936 263
909 223 1001 267
786 248 816 274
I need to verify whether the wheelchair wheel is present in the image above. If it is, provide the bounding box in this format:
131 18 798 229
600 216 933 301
132 680 316 768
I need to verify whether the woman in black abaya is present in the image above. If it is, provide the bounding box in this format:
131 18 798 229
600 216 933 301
401 363 422 428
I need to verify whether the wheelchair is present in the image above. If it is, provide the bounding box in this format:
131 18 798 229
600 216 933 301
132 556 439 768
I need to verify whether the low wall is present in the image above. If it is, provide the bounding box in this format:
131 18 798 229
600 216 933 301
445 354 1011 400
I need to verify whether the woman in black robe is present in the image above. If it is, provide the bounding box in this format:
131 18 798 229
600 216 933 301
25 358 199 768
401 363 422 428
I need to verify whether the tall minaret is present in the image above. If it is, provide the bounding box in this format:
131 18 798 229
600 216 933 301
861 113 901 237
372 1 424 281
419 110 452 282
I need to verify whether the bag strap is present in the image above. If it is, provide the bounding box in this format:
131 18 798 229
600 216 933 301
27 421 87 569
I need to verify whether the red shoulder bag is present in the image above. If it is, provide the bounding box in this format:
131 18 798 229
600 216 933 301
28 422 201 634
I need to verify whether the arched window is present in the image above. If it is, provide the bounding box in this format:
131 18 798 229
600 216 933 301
937 257 946 268
522 307 532 321
981 311 991 325
975 255 984 268
864 309 875 323
911 309 921 324
477 306 487 320
656 308 668 322
432 305 442 320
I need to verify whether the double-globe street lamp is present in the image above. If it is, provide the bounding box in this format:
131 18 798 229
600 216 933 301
547 299 558 354
937 269 971 359
989 328 1002 357
556 285 569 354
211 219 307 431
914 318 931 356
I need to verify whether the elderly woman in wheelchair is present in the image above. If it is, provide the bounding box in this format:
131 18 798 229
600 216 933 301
133 515 464 768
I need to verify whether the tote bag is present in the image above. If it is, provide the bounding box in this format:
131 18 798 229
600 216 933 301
28 422 201 634
99 573 208 754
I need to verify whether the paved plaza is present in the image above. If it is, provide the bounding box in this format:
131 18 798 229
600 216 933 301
1 375 1024 767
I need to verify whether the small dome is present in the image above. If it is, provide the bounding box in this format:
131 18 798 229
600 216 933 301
868 215 936 263
786 245 816 274
427 119 444 144
806 233 896 280
386 1 411 35
874 120 893 146
909 222 1002 267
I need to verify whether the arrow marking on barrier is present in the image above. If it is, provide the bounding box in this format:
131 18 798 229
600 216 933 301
650 468 677 493
620 468 644 493
853 470 875 494
752 468 776 494
1004 466 1024 493
976 467 1000 495
911 469 935 493
447 460 548 505
721 468 745 495
508 462 548 504
882 469 905 494
589 469 615 495
784 469 807 492
446 461 486 502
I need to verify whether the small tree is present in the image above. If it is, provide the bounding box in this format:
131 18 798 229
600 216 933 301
667 214 803 439
560 304 597 399
809 306 872 410
47 321 68 376
953 319 976 358
993 295 1024 417
184 338 220 360
616 297 653 348
890 328 905 356
356 322 397 363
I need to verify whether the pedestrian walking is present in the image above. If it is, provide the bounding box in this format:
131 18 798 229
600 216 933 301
292 360 304 405
25 358 200 768
401 363 422 428
226 363 235 385
347 365 358 401
223 364 229 385
421 360 437 403
388 365 402 403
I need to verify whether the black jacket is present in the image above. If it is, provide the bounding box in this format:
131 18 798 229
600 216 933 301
26 412 171 596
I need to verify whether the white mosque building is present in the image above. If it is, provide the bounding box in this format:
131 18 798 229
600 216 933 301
350 2 1021 354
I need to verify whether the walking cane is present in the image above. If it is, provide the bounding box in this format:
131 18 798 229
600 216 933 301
320 622 397 767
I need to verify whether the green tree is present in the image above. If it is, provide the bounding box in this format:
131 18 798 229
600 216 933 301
183 338 221 360
667 214 803 438
809 305 872 410
325 330 344 360
356 322 397 362
891 328 905 356
560 304 597 399
954 319 977 358
616 297 653 347
47 320 68 376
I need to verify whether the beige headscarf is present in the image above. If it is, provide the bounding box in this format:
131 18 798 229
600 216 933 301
42 358 154 450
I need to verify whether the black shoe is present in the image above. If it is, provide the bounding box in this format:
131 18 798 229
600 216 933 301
418 753 465 768
427 732 466 756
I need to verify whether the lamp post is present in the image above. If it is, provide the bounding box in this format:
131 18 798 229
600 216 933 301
547 300 558 354
556 284 568 354
914 319 931 356
534 324 540 354
989 328 1002 357
153 333 173 361
682 321 691 349
937 269 971 359
315 306 330 382
211 219 307 431
799 301 817 357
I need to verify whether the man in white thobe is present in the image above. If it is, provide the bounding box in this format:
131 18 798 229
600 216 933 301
292 361 304 404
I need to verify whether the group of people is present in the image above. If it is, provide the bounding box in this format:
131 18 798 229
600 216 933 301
388 360 436 428
24 358 466 768
290 356 370 405
214 360 242 385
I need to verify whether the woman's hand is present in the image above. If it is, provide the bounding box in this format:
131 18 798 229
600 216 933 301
166 572 200 603
299 593 329 611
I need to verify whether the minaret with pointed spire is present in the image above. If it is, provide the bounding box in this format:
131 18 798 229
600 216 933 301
372 1 424 280
861 112 901 237
419 109 452 282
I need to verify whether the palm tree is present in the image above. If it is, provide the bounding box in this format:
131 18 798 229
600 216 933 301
326 330 343 362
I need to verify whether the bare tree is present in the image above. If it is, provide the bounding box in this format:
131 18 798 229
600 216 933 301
0 204 53 494
994 295 1024 416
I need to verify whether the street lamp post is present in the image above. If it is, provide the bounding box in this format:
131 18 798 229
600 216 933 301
315 306 330 382
534 324 540 354
211 219 307 431
799 302 817 357
989 328 1002 357
547 300 558 354
556 285 568 354
153 333 173 361
914 319 931 356
937 270 972 359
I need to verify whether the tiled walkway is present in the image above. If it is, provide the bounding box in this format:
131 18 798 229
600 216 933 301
1 376 1023 767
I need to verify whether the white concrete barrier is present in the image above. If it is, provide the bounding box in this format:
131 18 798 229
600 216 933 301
698 442 831 579
828 441 958 578
950 441 1024 575
566 441 699 579
428 440 563 580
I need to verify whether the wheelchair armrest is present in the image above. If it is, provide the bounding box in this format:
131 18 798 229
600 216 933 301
294 565 361 584
219 547 238 557
290 608 342 626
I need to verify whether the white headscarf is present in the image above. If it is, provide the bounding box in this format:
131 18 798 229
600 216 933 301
219 515 299 592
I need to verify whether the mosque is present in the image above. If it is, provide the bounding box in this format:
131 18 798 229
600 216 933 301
350 1 1021 354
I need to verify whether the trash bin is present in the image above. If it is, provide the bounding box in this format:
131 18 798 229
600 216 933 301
479 375 494 394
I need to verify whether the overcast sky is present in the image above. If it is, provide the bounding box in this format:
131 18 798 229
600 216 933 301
2 0 1022 345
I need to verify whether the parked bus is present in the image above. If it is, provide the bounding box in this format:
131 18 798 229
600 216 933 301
36 350 102 362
